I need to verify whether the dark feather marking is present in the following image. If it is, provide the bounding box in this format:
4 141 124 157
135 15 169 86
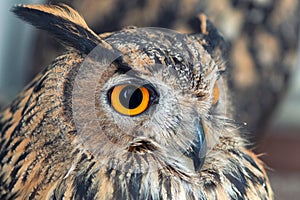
0 192 19 200
206 170 221 183
77 152 88 165
9 165 22 188
10 139 24 155
0 174 5 186
203 181 217 197
105 167 113 179
23 110 40 125
128 173 143 199
74 170 98 200
0 117 12 133
0 139 6 152
83 161 96 177
241 151 263 173
53 178 67 199
244 167 268 194
33 73 49 93
20 91 50 121
158 170 164 199
14 142 31 165
21 151 42 184
164 176 172 200
9 98 22 114
20 94 36 116
0 150 9 164
0 122 12 136
112 169 126 199
113 56 132 73
224 160 248 199
28 183 40 200
5 155 13 167
3 134 16 151
10 120 25 137
228 149 262 173
224 171 245 200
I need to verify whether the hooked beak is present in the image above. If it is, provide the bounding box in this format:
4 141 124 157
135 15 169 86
186 119 207 171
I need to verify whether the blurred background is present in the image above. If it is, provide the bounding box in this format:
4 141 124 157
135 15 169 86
0 0 299 199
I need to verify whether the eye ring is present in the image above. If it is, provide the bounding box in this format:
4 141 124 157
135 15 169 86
109 84 151 116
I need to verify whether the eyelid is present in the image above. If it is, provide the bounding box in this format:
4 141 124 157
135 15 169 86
114 77 153 87
113 80 159 101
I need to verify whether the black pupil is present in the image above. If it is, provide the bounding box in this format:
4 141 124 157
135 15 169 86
119 85 143 109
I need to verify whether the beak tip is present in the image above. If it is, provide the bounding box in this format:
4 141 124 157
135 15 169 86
189 120 207 172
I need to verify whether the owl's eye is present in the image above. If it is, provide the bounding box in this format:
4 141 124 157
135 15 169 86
212 83 219 106
109 84 153 116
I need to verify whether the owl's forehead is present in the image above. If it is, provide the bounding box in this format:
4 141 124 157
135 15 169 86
98 27 218 96
102 27 211 73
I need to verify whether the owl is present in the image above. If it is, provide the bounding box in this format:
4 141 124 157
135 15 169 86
0 4 272 200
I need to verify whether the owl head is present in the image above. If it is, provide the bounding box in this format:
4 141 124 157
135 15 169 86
13 4 231 174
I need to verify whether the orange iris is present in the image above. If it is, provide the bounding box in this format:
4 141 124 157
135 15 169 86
212 83 219 106
110 84 150 116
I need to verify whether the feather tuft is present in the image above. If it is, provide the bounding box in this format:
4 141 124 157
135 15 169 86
12 4 112 54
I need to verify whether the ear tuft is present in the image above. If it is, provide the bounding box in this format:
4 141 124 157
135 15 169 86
12 4 112 54
188 14 229 61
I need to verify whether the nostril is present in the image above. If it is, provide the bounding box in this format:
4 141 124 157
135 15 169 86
128 140 158 153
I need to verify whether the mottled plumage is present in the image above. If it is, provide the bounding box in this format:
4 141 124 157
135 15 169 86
0 4 272 199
